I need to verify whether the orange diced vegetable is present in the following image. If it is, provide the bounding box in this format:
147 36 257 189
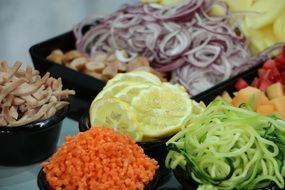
231 86 263 110
269 96 285 113
42 127 158 190
256 104 275 116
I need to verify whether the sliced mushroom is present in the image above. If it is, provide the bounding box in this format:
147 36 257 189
0 114 7 126
53 89 75 98
12 97 25 106
63 50 82 65
9 102 55 127
127 56 150 71
9 106 18 120
85 61 105 72
102 61 119 79
0 78 27 103
91 51 108 62
0 61 21 85
85 70 103 80
46 49 64 64
1 61 75 127
32 85 46 100
69 57 88 71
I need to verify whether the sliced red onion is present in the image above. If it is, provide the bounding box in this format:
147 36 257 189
73 0 274 96
143 0 204 21
187 45 221 68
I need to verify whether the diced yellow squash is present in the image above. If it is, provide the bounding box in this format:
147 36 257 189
215 95 223 100
231 86 263 110
256 104 275 116
221 91 232 103
260 92 270 105
269 96 285 113
266 82 284 100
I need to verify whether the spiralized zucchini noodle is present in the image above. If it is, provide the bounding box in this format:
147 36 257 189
166 100 285 189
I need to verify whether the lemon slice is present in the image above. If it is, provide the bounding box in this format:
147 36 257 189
114 83 153 104
162 82 188 94
89 98 143 141
93 81 141 102
131 83 193 138
104 70 161 88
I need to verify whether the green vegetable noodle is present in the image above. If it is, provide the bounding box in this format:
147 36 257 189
166 100 285 189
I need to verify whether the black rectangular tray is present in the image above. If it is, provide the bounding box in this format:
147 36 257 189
29 30 262 120
29 31 106 120
192 62 261 104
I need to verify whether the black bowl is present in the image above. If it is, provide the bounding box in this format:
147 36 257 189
173 166 281 190
38 165 161 190
0 105 69 166
172 166 197 190
79 112 170 175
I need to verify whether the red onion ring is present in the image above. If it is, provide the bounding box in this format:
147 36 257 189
73 0 280 96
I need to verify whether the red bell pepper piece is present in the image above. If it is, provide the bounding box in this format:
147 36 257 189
263 59 276 70
259 79 272 91
275 54 285 64
235 78 249 90
268 67 281 82
251 77 260 88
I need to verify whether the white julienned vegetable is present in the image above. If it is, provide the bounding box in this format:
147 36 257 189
166 100 285 189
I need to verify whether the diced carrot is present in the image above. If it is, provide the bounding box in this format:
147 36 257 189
42 127 158 190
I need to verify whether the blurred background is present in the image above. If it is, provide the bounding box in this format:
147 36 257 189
0 0 136 67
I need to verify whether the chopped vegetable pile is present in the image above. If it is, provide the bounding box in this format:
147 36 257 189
0 61 75 127
217 46 285 119
43 127 158 190
249 46 285 91
166 100 285 189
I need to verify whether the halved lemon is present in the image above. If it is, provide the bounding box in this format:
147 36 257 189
131 83 193 138
93 81 142 102
89 98 143 141
114 83 153 104
104 70 161 89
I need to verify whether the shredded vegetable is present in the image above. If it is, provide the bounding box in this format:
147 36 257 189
73 0 264 96
166 100 285 189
